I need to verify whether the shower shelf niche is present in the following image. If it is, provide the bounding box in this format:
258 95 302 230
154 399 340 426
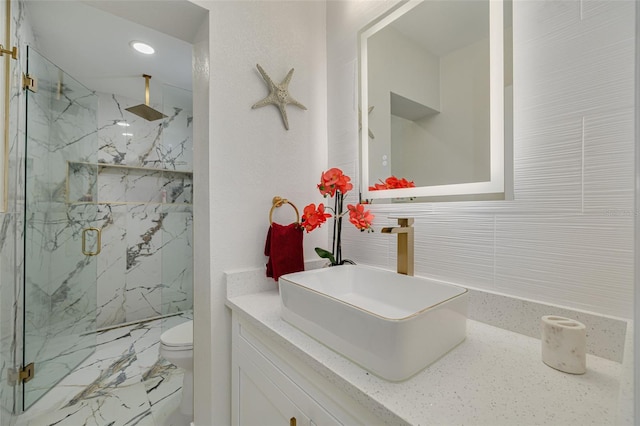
66 161 193 205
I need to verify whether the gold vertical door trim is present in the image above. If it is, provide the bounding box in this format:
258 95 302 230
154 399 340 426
81 227 102 256
2 0 11 212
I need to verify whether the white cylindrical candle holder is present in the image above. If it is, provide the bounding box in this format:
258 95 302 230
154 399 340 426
541 315 586 374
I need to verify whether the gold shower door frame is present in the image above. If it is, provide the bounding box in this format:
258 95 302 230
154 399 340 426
0 0 13 212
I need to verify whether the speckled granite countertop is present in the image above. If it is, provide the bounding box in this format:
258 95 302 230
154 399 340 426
227 289 623 426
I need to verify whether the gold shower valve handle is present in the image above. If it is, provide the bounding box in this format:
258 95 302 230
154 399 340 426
82 227 102 256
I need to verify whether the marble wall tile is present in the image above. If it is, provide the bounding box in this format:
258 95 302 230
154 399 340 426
96 203 194 328
97 93 159 167
96 204 128 328
67 162 98 203
24 208 98 329
97 167 126 204
158 96 193 172
138 108 174 170
162 173 192 204
124 204 165 322
125 169 164 204
0 213 17 423
23 63 97 208
22 204 100 408
94 89 193 328
160 210 193 315
97 91 193 172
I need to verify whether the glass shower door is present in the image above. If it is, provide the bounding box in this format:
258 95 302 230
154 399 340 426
23 48 99 409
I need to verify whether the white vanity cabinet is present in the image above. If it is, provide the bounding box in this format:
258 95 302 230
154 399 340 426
231 311 382 426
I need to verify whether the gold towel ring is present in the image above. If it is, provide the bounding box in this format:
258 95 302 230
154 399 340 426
269 196 300 224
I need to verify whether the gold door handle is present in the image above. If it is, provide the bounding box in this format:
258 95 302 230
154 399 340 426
289 417 296 426
82 227 101 256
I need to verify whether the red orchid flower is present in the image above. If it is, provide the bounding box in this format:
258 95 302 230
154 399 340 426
303 167 375 265
300 203 332 233
368 175 416 191
368 182 388 191
318 167 353 197
347 203 374 232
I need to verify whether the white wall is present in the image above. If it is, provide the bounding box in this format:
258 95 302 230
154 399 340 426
390 36 491 186
367 25 441 184
192 1 327 424
329 0 635 319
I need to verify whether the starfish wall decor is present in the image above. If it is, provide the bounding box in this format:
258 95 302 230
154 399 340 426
251 63 307 130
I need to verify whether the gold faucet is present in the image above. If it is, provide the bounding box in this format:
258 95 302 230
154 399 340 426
381 218 414 276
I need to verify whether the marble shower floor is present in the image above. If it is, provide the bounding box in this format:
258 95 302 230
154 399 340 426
17 312 192 426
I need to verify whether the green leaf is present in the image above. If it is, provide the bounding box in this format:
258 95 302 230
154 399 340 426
314 247 335 265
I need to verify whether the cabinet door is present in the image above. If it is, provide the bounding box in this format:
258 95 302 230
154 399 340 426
238 351 310 426
232 313 371 426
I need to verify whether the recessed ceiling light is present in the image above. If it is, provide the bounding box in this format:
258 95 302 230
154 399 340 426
116 121 130 127
122 133 134 137
130 41 155 55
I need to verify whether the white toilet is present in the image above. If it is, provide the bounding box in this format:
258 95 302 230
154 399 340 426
160 320 193 420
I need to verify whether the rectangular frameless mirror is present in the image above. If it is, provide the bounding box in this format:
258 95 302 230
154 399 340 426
359 0 512 202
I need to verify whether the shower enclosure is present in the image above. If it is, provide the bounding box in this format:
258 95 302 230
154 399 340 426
20 47 194 412
23 48 99 409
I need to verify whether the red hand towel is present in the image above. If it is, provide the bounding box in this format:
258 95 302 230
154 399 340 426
265 222 304 281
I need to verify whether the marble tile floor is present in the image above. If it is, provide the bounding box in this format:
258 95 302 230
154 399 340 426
17 312 193 426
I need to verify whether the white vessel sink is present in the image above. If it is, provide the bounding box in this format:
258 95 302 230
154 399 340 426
279 265 468 381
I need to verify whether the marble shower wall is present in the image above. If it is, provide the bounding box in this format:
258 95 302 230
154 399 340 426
97 88 192 172
95 89 193 329
96 203 193 328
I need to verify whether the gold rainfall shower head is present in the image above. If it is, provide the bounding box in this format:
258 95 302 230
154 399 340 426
125 74 167 122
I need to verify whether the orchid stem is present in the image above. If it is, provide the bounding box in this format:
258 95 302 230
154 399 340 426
332 194 338 261
335 192 343 265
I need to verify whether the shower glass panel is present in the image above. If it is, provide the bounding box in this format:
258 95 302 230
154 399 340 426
23 48 99 410
160 84 193 318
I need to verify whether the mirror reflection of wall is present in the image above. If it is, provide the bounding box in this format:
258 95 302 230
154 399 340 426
367 0 491 188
